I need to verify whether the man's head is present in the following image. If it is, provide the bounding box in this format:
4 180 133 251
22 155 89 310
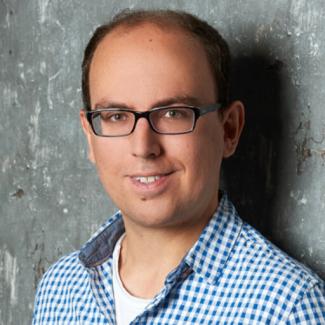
81 9 231 111
80 10 244 230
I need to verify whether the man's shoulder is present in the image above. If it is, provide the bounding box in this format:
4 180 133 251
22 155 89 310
44 250 84 276
233 220 323 294
210 217 325 322
32 250 91 323
34 211 123 301
35 250 87 300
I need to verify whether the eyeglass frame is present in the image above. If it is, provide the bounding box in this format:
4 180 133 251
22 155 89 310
85 103 223 137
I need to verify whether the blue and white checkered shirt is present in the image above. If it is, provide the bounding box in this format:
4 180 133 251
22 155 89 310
33 194 325 324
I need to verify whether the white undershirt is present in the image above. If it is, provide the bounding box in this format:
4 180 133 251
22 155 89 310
112 234 153 325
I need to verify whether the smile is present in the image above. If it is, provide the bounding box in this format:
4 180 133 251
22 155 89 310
129 172 174 194
135 176 162 184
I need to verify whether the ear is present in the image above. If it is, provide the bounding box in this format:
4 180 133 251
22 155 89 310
222 101 245 158
80 109 96 164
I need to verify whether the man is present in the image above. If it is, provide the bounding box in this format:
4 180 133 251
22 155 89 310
33 9 325 324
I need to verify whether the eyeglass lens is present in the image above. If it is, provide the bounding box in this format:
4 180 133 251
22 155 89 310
91 107 196 136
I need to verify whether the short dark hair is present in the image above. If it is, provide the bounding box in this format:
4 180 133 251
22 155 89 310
81 9 231 110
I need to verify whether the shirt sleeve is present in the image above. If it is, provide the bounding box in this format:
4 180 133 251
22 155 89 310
286 282 325 324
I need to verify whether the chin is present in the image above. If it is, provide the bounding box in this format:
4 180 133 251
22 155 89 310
121 204 184 229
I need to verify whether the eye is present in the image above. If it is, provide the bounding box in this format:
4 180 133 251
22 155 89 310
160 107 193 120
100 111 129 122
110 113 125 121
164 109 183 119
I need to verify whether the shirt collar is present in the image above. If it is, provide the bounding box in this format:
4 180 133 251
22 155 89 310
184 193 243 284
79 193 243 279
79 211 124 267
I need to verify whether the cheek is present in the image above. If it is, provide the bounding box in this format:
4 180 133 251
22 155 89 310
193 131 223 179
91 139 123 173
90 140 128 204
177 133 222 180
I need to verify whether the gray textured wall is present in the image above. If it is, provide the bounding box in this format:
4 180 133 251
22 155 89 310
1 0 324 323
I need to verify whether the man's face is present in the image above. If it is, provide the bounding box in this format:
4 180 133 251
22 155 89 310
81 24 236 229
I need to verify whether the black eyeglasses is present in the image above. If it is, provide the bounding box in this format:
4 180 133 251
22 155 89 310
85 103 223 137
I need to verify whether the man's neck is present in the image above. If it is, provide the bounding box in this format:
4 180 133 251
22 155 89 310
118 212 214 299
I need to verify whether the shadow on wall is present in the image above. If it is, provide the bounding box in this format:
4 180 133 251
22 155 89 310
222 52 288 239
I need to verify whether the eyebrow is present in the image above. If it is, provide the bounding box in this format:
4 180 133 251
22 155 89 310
94 95 202 110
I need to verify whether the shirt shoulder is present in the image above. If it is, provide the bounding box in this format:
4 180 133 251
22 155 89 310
32 212 124 324
229 221 325 322
32 250 89 323
240 221 321 286
38 250 86 290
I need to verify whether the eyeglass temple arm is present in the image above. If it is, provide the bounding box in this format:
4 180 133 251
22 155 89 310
199 103 223 116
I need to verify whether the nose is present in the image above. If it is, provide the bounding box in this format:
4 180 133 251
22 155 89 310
130 116 162 159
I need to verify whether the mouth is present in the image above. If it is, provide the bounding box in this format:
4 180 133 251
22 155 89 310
133 175 164 184
128 172 174 193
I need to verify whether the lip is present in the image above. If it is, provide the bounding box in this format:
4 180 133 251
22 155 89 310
128 171 174 196
128 171 173 178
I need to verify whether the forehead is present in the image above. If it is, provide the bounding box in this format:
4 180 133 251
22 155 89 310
89 23 216 107
96 22 204 56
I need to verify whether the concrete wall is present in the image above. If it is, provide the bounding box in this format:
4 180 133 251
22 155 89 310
1 0 324 323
